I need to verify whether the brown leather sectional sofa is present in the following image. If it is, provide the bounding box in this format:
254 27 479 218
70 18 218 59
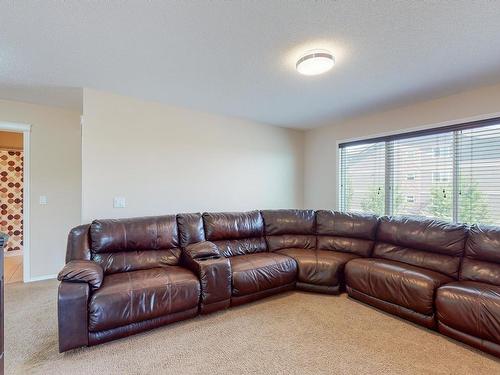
58 209 500 358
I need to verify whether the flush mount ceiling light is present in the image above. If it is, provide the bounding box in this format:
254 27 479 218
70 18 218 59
296 49 335 76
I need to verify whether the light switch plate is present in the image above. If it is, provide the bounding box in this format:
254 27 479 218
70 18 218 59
39 195 48 205
113 197 126 208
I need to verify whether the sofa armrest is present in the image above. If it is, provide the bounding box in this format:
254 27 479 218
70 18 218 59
57 260 104 291
184 241 220 260
182 242 231 314
58 281 89 352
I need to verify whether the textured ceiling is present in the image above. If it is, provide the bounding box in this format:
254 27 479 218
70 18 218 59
1 1 500 128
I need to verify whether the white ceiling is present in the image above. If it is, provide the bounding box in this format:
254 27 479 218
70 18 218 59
1 1 500 129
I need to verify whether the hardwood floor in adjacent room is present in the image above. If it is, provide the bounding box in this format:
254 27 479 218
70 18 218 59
4 255 23 284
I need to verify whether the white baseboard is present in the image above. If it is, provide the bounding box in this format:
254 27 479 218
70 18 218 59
26 274 57 282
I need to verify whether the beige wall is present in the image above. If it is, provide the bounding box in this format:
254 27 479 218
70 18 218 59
0 100 81 279
0 131 23 149
8 81 498 279
82 89 304 222
304 83 500 209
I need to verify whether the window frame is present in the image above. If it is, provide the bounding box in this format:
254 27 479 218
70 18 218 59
338 115 500 223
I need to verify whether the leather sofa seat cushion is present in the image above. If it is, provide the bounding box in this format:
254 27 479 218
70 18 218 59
346 258 453 315
89 267 200 332
277 248 358 287
230 253 297 296
436 281 500 345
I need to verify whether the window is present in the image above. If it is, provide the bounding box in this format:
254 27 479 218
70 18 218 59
339 117 500 226
432 171 450 183
339 141 385 215
456 124 500 225
433 146 451 158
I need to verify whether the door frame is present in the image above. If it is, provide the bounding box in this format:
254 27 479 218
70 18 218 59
0 122 31 282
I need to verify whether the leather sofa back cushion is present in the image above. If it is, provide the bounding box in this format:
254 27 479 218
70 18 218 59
376 216 467 256
465 224 500 263
316 210 378 239
202 211 266 257
90 215 179 253
266 235 316 251
461 224 500 285
262 209 316 251
460 257 500 286
203 211 264 241
374 216 467 278
177 213 205 247
262 209 315 235
316 210 378 256
93 249 181 274
374 242 461 278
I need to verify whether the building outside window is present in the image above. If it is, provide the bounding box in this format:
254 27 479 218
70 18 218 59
339 118 500 225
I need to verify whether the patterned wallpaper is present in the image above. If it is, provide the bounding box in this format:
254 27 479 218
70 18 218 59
0 150 23 252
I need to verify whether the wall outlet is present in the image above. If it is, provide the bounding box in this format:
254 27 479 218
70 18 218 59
113 197 126 208
39 195 48 205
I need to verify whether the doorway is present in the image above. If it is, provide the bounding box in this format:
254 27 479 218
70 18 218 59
0 131 24 283
0 123 30 283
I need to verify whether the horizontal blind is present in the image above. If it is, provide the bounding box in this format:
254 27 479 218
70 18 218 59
391 132 454 221
339 116 500 226
340 141 385 215
457 123 500 226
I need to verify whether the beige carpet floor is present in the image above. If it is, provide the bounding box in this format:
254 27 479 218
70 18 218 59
5 279 500 375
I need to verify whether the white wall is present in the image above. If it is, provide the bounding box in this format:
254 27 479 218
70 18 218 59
82 89 304 221
304 83 500 209
0 100 81 279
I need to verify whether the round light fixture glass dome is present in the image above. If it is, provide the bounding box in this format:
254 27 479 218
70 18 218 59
296 50 335 76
